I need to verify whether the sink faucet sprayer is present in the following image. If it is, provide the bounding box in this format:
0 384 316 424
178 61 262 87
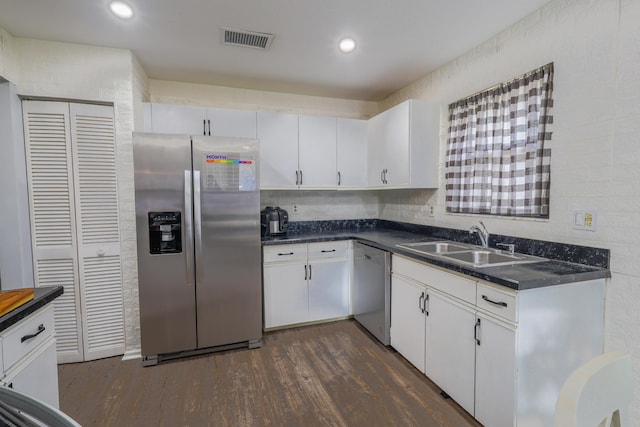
469 222 489 248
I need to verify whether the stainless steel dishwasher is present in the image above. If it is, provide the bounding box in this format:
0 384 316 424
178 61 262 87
353 242 391 345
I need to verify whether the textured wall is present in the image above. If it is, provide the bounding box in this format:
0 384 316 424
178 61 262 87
13 38 143 355
380 0 640 419
261 190 379 221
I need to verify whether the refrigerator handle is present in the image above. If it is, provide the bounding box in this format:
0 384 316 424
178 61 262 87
193 170 203 272
184 170 195 288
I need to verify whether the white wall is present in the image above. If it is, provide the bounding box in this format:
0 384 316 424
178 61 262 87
0 82 34 289
150 79 378 119
11 37 144 354
380 0 640 419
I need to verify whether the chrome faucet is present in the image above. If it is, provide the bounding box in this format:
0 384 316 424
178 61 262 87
469 221 489 248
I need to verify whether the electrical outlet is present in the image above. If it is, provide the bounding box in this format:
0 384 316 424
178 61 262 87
572 209 597 231
428 205 435 217
291 204 299 215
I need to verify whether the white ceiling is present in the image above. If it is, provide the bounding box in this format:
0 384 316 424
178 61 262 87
0 0 551 101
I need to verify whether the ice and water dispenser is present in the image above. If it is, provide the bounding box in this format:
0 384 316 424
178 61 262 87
148 212 182 254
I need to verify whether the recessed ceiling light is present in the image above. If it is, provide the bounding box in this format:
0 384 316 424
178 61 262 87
109 1 134 19
339 37 356 53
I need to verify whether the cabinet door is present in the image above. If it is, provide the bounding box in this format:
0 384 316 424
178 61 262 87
308 259 350 322
367 112 386 187
4 338 60 408
257 111 299 189
382 101 410 187
207 107 257 138
390 274 426 373
298 115 337 189
474 314 516 427
263 263 308 328
337 118 367 189
425 291 476 415
150 103 207 134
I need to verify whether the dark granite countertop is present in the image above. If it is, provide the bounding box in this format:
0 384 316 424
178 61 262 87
262 224 611 291
0 286 64 333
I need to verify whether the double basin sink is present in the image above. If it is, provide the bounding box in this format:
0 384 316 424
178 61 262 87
395 241 545 268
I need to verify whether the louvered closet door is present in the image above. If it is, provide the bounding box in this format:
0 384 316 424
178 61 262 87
69 103 124 360
23 101 125 363
23 101 84 363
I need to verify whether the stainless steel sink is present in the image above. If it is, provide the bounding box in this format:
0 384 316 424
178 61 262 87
442 249 543 268
396 241 545 267
396 241 472 254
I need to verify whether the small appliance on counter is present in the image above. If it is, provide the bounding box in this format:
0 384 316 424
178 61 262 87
261 206 289 237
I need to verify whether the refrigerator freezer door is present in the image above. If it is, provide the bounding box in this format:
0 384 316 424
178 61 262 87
191 136 262 348
133 133 197 356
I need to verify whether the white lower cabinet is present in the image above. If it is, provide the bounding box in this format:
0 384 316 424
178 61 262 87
263 241 351 329
390 274 426 372
426 290 476 415
263 261 308 328
474 312 516 427
391 254 605 427
0 304 59 408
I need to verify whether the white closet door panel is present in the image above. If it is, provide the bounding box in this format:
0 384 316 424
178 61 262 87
35 258 82 363
81 254 125 359
23 101 84 363
23 103 76 248
70 103 125 361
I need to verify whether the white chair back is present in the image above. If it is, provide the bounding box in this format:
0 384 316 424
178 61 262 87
554 351 633 427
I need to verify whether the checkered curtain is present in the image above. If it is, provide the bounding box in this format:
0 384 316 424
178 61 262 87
445 63 553 217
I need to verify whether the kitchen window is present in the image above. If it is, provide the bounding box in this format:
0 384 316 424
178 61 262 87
445 63 554 218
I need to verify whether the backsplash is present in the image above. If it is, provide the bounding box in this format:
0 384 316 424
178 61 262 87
260 190 379 221
287 219 610 269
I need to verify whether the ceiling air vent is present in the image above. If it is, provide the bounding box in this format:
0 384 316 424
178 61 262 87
221 27 274 50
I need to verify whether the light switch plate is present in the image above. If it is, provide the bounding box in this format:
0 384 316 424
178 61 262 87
572 209 597 231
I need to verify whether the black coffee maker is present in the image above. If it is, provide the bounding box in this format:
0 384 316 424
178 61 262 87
260 206 289 236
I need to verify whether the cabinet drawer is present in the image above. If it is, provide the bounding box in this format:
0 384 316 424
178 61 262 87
393 255 476 304
263 244 308 263
476 282 517 323
1 305 55 372
308 241 350 260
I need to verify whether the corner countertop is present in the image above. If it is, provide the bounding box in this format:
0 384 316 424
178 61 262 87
263 229 611 291
0 286 64 333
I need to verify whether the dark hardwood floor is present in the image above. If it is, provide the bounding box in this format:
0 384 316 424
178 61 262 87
58 320 481 426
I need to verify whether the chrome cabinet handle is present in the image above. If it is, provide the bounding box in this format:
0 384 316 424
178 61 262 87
337 171 341 186
299 170 303 185
277 252 294 256
482 295 508 307
203 119 206 135
321 249 336 253
380 169 384 184
475 318 481 345
21 324 45 343
304 264 307 280
207 119 211 135
295 170 299 186
418 292 425 313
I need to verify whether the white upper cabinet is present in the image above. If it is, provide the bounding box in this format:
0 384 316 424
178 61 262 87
298 115 337 190
367 99 440 189
257 111 299 189
337 118 368 189
258 112 339 190
144 103 257 138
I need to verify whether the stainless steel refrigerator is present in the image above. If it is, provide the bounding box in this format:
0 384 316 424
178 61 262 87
133 133 262 366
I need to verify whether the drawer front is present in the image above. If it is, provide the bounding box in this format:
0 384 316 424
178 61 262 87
308 241 350 260
393 255 476 304
1 305 55 371
263 244 308 263
476 282 517 323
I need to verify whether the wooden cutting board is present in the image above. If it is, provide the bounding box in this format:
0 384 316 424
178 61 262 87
0 289 35 317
